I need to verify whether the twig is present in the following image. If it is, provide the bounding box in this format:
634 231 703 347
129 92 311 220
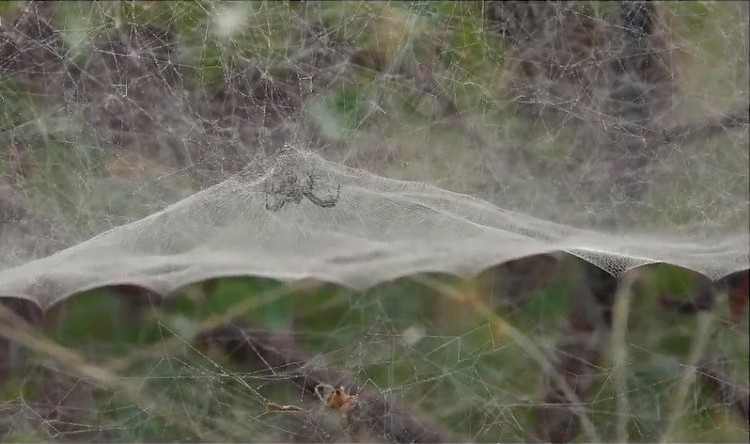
659 107 750 146
696 358 750 428
658 311 715 443
611 273 636 443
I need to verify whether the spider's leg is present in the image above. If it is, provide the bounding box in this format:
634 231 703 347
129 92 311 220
306 172 316 192
265 188 274 210
317 199 336 208
302 191 324 207
321 183 341 203
303 187 340 208
265 194 286 211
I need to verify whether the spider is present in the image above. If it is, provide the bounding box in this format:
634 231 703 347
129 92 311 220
264 170 341 211
315 383 359 420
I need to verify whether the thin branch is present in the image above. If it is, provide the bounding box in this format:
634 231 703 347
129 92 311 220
659 107 750 146
697 359 750 428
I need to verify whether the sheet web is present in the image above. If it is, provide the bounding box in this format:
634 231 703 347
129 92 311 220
0 1 748 442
